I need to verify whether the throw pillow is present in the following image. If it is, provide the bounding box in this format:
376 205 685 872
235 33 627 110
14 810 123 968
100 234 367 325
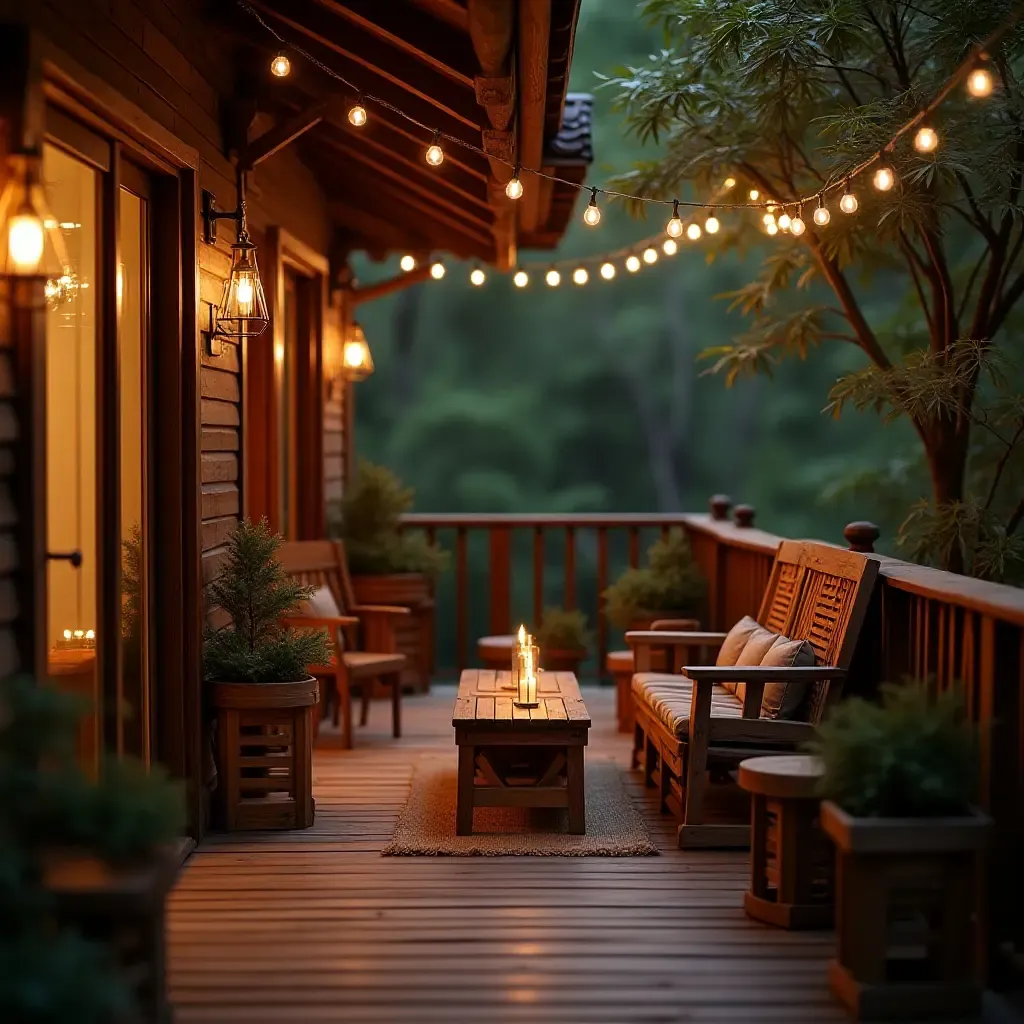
715 615 763 667
728 625 780 703
759 635 815 720
296 585 343 653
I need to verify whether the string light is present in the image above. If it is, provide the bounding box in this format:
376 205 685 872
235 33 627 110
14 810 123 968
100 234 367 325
348 96 367 126
270 52 291 77
642 246 658 264
873 165 895 191
625 255 641 273
968 66 993 98
470 267 486 286
430 261 445 280
666 200 683 238
505 165 524 200
400 254 416 272
766 221 779 236
790 207 806 236
840 184 858 214
583 188 601 226
513 269 529 288
545 267 561 287
777 210 792 231
813 197 830 227
705 212 720 234
748 189 760 201
686 222 702 241
662 238 678 256
425 130 444 166
600 261 616 280
914 126 939 153
723 177 737 189
572 267 589 285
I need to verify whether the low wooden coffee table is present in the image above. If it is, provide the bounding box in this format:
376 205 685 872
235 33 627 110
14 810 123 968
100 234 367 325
453 669 591 835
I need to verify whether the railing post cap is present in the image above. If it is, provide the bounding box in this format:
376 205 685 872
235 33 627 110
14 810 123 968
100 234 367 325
844 521 880 553
709 494 732 521
733 504 755 528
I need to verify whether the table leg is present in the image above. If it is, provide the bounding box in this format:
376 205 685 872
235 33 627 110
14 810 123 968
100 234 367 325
456 744 475 835
567 745 585 834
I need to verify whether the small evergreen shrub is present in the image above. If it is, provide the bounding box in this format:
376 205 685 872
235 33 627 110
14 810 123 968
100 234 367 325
807 683 977 818
203 518 331 683
603 528 706 629
328 460 448 580
536 608 591 653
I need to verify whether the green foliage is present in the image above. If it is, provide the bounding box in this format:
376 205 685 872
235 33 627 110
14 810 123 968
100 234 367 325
203 518 331 683
536 608 592 653
329 460 448 579
808 683 977 817
603 528 706 629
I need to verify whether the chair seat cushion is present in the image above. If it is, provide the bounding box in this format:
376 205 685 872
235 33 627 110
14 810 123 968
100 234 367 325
632 673 742 738
342 651 406 677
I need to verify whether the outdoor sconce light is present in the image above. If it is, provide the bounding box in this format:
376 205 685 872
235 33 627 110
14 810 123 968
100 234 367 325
512 624 540 708
201 172 269 354
0 151 67 277
342 322 374 381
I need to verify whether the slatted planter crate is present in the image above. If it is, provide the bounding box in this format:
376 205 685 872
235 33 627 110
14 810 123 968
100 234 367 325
213 678 318 831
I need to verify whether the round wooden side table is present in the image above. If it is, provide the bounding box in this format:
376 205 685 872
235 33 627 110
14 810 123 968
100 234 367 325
477 634 515 670
738 754 833 930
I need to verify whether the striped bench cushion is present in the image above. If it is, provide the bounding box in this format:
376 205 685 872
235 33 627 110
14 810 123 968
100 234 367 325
631 673 743 739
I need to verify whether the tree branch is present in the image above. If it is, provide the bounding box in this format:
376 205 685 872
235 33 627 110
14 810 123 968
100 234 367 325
983 418 1024 511
1007 495 1024 538
899 233 936 337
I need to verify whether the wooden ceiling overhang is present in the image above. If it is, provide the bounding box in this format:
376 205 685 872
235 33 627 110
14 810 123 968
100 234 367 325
218 0 593 271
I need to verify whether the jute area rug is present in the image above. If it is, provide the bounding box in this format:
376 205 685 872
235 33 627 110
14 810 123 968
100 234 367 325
382 758 658 857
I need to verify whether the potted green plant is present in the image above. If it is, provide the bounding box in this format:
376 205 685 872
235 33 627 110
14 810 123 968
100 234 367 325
203 517 330 831
536 607 592 675
1 674 185 1023
808 684 990 1020
603 528 706 631
328 460 448 691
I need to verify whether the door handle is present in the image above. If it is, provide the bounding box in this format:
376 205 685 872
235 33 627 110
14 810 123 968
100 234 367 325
46 550 83 568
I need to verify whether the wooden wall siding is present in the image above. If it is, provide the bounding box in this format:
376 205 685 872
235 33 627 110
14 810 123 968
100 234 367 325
322 302 345 506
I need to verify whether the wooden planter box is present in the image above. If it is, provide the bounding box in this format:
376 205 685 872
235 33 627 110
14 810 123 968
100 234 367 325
45 844 180 1024
352 573 434 693
821 800 991 1020
212 677 318 831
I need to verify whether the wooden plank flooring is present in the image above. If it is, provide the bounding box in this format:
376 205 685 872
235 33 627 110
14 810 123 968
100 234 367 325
168 686 846 1023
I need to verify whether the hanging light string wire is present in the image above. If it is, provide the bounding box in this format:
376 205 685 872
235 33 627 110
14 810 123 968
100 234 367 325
238 0 1020 214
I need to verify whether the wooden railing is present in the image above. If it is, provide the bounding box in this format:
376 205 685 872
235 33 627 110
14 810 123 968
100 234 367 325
402 501 1024 975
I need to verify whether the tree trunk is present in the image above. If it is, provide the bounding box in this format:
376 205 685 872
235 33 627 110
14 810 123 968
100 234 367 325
924 415 972 573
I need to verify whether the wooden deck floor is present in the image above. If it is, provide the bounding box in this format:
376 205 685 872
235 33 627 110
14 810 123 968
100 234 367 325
167 685 847 1023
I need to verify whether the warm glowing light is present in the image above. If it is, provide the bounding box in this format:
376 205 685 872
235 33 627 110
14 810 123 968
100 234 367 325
235 276 254 311
545 268 561 287
513 269 529 288
572 266 588 285
873 166 895 191
662 238 678 256
642 247 658 264
400 254 416 272
625 255 641 273
63 629 71 640
505 175 524 200
583 188 601 226
425 131 444 166
777 211 792 231
686 222 702 241
85 629 95 640
470 267 486 286
914 126 938 153
666 202 683 238
790 214 806 236
348 102 367 127
429 261 445 280
270 53 291 77
8 213 44 273
748 188 760 201
724 177 737 189
342 323 374 381
517 625 526 646
600 261 616 279
813 203 830 227
967 67 993 98
840 189 859 214
705 215 720 234
766 221 779 236
763 212 776 227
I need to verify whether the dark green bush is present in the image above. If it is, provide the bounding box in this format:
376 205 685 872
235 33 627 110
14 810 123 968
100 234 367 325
536 608 592 653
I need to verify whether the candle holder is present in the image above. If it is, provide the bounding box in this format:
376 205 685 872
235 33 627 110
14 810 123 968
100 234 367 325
513 642 540 708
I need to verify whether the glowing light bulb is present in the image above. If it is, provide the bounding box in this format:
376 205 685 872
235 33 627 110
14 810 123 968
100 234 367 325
766 221 779 236
235 276 254 312
270 53 291 78
662 238 678 256
748 189 760 201
85 629 95 640
545 268 561 287
470 267 486 286
763 212 776 226
914 126 938 153
684 222 701 241
642 247 658 264
666 201 683 237
572 266 588 285
790 213 806 236
813 202 830 227
625 255 641 273
840 189 859 214
400 254 416 272
430 261 445 280
348 102 367 127
873 166 895 191
704 215 720 234
63 629 72 640
600 261 616 280
513 269 529 288
583 188 601 226
425 131 444 166
505 175 523 200
724 177 737 189
777 211 792 231
967 67 993 98
8 213 44 273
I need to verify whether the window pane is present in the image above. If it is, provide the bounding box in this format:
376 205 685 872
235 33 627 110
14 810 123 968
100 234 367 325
44 142 98 775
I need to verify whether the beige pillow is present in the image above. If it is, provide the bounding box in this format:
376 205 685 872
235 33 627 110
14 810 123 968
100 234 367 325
728 625 780 702
296 585 343 653
759 635 815 720
715 616 762 667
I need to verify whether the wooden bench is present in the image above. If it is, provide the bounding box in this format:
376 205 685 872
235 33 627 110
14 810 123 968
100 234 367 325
278 539 408 750
627 541 878 849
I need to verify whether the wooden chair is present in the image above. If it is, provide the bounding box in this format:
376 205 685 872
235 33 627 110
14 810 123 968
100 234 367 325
277 539 408 750
626 541 878 849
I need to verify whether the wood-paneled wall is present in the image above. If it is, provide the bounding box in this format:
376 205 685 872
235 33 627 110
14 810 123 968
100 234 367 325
323 302 346 508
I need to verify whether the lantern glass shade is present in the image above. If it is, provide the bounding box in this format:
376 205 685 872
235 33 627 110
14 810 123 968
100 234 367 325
216 234 269 338
0 153 68 276
342 323 374 381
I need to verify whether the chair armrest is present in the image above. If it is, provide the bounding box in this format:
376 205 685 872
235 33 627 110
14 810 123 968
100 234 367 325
626 631 728 673
279 615 360 629
682 665 846 682
352 604 412 617
650 618 701 631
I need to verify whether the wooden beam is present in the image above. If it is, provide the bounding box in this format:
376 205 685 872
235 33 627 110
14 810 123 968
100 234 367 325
517 0 551 234
409 0 469 32
240 100 330 169
316 0 476 87
351 266 432 305
468 0 515 77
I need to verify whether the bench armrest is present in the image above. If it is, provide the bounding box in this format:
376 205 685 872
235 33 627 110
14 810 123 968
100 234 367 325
280 615 359 629
626 630 728 673
684 665 846 719
352 604 411 617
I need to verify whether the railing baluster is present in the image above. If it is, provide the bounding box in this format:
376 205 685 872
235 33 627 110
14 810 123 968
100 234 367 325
564 526 576 611
489 526 512 635
456 527 467 674
532 526 544 627
596 527 608 680
628 526 640 569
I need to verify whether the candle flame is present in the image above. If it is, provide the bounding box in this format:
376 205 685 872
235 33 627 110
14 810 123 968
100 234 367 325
517 624 526 645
